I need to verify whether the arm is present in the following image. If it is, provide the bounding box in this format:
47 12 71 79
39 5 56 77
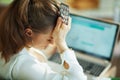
12 51 87 80
12 17 87 80
42 43 57 58
52 17 87 79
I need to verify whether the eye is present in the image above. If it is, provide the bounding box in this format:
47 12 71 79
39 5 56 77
47 36 53 43
48 39 51 42
47 39 52 43
47 38 53 43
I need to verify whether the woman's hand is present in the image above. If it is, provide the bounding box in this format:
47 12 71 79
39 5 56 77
52 17 71 53
42 43 57 58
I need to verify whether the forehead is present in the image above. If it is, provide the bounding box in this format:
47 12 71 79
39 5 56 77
34 29 53 37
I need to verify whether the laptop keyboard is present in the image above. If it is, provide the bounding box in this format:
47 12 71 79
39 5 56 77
77 58 106 76
49 53 106 76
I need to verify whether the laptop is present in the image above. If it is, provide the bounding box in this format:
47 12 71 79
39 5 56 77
49 14 119 78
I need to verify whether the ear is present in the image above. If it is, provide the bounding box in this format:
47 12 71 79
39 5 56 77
25 28 33 37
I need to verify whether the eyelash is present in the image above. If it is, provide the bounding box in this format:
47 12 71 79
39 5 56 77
48 39 52 42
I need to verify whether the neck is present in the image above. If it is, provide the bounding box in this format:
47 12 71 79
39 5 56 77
26 47 47 62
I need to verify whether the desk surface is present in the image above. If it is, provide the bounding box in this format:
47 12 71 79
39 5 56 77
103 66 117 77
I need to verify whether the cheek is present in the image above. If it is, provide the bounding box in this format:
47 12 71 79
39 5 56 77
35 37 49 45
40 39 49 44
32 31 52 49
33 35 50 48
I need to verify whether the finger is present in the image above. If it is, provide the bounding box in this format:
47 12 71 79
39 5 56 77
68 17 72 28
61 17 72 29
52 17 62 37
55 17 62 30
61 22 67 29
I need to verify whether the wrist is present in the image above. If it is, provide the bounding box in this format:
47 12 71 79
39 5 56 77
56 41 69 53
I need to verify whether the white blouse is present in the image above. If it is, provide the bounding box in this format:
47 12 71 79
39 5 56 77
0 48 87 80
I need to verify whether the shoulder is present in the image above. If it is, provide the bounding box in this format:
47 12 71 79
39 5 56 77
12 51 48 80
14 48 48 70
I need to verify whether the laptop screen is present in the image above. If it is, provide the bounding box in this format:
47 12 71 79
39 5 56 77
66 14 119 60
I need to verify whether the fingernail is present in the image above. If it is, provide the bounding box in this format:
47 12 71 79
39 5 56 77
58 17 62 20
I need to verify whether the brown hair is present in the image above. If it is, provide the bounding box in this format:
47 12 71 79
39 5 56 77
0 0 59 62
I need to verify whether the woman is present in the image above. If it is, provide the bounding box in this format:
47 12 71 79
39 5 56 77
0 0 87 80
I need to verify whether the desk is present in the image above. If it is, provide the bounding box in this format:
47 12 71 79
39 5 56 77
103 66 117 77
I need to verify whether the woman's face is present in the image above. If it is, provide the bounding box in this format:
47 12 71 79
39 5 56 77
32 30 53 50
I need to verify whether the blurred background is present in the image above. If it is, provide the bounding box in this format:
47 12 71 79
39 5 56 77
0 0 120 78
0 0 120 20
0 0 13 13
1 0 120 21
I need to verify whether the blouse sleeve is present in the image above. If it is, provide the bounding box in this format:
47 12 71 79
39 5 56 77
12 49 87 80
60 49 87 80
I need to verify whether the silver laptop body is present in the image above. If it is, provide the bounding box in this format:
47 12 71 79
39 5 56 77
66 14 119 78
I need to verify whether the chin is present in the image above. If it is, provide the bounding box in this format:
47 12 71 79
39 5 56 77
33 45 45 50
